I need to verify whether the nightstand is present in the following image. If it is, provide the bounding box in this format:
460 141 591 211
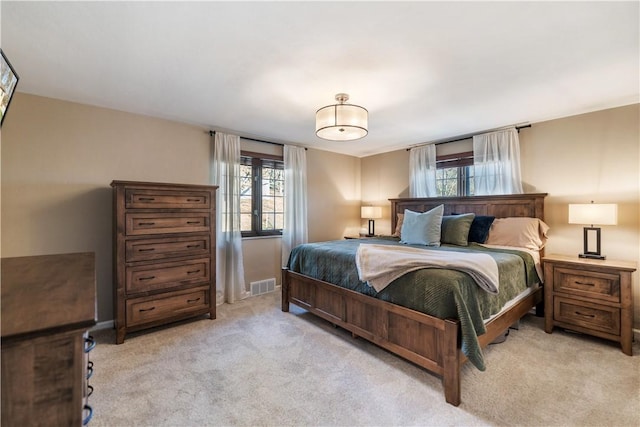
543 254 636 355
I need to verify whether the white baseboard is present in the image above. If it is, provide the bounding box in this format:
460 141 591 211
91 320 114 331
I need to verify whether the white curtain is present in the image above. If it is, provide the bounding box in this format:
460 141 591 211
409 144 438 197
473 128 524 195
211 132 248 304
281 145 308 267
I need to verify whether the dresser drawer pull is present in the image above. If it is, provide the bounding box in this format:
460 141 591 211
87 384 94 398
138 248 155 252
186 221 201 225
138 222 156 226
139 306 156 312
84 336 96 353
138 275 156 281
187 269 201 275
186 198 202 202
574 281 595 286
138 197 156 201
86 361 94 380
186 244 201 249
575 311 596 318
83 404 94 425
187 297 201 303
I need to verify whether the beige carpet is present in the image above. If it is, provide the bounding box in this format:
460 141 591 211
89 291 640 426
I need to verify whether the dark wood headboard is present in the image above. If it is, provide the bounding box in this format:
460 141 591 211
389 193 547 232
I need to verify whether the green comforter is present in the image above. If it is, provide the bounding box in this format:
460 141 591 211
286 237 540 370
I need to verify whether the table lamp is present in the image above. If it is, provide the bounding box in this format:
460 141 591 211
568 202 617 260
361 206 382 237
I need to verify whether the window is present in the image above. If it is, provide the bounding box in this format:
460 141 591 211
240 152 284 237
435 151 474 197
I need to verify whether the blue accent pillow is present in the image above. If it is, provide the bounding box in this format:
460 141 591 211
453 213 495 243
400 205 444 246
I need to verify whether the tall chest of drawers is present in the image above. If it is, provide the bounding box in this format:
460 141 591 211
111 181 218 344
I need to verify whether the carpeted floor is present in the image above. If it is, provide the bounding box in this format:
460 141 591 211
89 291 640 426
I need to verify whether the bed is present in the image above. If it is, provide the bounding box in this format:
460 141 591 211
281 193 547 406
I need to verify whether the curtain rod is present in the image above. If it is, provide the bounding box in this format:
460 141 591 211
208 131 279 147
406 124 531 151
208 130 281 146
208 131 307 150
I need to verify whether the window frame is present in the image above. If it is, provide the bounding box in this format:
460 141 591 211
435 150 474 197
240 151 284 238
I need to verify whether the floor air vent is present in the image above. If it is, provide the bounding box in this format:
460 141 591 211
250 278 276 296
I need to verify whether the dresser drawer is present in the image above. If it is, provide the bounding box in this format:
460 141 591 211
125 213 210 236
554 296 620 335
126 235 211 262
126 258 210 294
126 288 210 327
125 188 211 209
553 267 620 303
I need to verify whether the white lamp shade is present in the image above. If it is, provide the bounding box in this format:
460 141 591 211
316 104 368 141
361 206 382 219
568 203 618 225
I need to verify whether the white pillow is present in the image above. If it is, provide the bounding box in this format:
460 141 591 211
400 205 444 246
485 217 550 251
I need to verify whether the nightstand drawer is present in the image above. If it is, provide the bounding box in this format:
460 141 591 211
554 297 620 335
553 267 619 303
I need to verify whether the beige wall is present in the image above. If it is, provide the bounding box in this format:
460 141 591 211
3 94 638 328
0 93 359 322
306 149 362 241
360 149 410 235
361 104 640 328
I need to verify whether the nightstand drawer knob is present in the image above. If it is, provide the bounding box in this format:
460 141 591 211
574 281 595 286
575 311 596 318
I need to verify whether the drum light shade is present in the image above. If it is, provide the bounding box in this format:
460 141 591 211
316 93 368 141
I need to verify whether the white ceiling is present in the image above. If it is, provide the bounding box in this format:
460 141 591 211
2 1 638 157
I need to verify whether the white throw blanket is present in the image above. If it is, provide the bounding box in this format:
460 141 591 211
355 244 500 294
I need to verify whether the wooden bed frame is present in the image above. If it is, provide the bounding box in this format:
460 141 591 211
281 193 547 406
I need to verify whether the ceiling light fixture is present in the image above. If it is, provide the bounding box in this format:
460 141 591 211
315 93 368 141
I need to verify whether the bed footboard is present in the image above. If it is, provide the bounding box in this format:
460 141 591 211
282 267 462 406
282 267 543 406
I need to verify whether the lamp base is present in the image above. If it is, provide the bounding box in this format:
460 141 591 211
367 219 375 237
579 253 606 260
580 227 605 260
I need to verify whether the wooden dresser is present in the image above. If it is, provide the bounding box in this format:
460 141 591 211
111 181 217 344
543 254 637 355
1 252 97 426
